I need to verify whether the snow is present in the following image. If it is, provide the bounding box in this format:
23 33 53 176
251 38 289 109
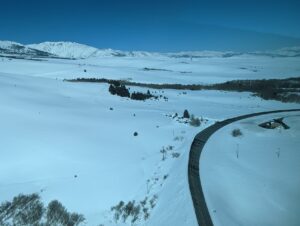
253 46 300 57
25 41 300 59
202 112 300 226
0 43 299 225
0 40 24 49
27 42 99 59
1 53 300 85
26 42 160 59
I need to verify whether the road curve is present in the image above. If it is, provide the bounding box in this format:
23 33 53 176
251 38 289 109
188 109 300 226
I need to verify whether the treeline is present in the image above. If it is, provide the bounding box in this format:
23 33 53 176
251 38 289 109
65 77 300 103
208 77 300 103
65 78 205 90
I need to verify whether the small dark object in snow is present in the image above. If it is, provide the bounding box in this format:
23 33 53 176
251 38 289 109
74 175 78 178
134 132 138 136
133 113 136 117
84 69 87 72
109 107 113 110
232 128 242 137
172 152 180 158
183 109 190 119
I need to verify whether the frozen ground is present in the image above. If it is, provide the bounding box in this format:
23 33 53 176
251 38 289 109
0 52 299 225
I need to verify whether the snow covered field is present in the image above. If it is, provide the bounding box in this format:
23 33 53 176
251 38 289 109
0 44 299 225
202 112 300 226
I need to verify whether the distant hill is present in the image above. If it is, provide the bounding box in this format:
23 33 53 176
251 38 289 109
0 41 55 58
1 40 300 59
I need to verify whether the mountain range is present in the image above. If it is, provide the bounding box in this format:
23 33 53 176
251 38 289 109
1 40 300 59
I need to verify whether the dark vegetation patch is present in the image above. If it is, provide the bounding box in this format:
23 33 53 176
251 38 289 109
66 77 204 90
209 77 300 103
166 110 206 127
189 115 201 127
0 193 85 226
143 67 172 72
107 81 165 101
65 77 300 103
183 109 190 119
111 195 157 225
232 128 243 137
131 90 157 101
109 83 130 98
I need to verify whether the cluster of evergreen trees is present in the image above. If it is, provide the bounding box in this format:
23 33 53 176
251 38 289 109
108 82 157 101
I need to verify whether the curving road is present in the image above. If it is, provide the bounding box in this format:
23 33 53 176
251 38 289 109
188 109 300 226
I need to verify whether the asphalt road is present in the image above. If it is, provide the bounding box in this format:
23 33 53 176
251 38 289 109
188 109 300 226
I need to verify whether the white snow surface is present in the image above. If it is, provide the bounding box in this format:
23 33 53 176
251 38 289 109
0 48 299 226
202 112 300 226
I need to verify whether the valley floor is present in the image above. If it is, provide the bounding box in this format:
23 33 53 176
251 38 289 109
0 54 299 225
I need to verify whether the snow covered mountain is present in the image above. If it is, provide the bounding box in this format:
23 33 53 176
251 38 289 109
27 41 100 59
1 40 300 60
252 46 300 57
167 50 242 58
27 41 162 59
0 41 54 58
27 41 300 59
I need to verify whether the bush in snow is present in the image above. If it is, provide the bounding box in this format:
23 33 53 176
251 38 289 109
160 147 167 161
172 152 180 158
111 196 156 225
111 201 124 222
134 132 138 136
232 128 242 137
189 115 201 127
149 195 158 209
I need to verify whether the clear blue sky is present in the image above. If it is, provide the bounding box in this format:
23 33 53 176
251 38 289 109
1 0 300 51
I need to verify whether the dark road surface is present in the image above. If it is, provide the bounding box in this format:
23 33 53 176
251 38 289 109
188 109 300 226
